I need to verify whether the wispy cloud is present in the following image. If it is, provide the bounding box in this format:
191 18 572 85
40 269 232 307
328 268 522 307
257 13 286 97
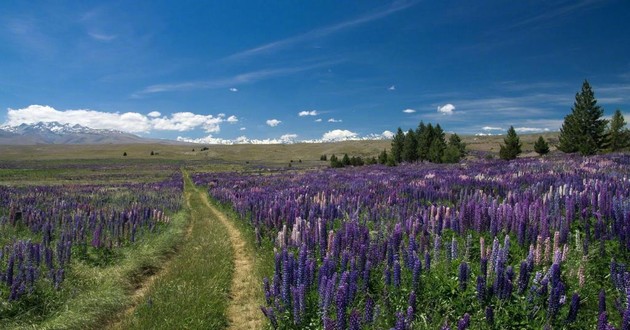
135 61 337 96
388 85 396 91
88 32 117 41
315 118 323 122
482 126 503 131
402 108 416 113
328 118 342 123
224 1 419 61
229 87 238 92
510 0 602 29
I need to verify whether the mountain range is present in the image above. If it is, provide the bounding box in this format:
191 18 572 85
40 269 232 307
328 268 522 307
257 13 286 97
0 122 160 145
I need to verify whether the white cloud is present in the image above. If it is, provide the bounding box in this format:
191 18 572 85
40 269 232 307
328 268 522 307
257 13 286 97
6 105 152 133
88 32 117 41
437 103 455 115
315 118 322 122
402 108 416 113
280 134 298 142
227 115 238 123
240 127 247 131
388 85 396 91
229 87 238 92
328 118 342 123
381 130 394 139
514 127 550 133
482 126 503 131
322 129 358 141
266 119 281 127
5 104 236 134
151 112 224 133
298 110 318 116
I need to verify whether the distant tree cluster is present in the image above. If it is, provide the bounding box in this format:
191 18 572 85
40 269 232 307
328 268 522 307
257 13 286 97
499 126 522 160
558 80 628 155
390 122 466 165
534 136 550 156
329 154 377 168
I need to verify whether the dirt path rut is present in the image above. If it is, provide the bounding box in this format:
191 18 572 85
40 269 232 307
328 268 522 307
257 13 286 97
198 188 264 330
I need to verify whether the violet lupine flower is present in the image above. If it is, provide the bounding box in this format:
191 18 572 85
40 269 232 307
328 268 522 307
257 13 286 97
394 311 405 330
457 313 470 330
598 311 608 330
408 291 416 319
566 292 579 323
261 306 278 329
394 260 402 288
485 306 494 325
458 262 469 291
623 306 630 330
336 284 348 330
517 261 530 295
425 251 431 271
412 257 422 290
599 289 607 314
451 236 459 260
364 296 375 325
474 274 485 302
480 257 488 279
349 309 361 330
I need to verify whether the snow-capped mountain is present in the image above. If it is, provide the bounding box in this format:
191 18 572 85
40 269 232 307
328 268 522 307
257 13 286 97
0 122 156 145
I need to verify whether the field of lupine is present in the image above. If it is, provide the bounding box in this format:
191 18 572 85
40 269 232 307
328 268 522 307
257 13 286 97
0 170 183 325
193 154 630 329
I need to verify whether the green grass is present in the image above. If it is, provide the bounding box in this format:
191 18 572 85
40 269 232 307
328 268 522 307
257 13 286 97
0 210 189 330
117 173 235 329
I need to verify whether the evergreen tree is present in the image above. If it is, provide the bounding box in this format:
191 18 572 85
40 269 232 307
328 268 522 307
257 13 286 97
402 129 418 162
558 80 609 155
533 136 550 156
499 126 522 160
330 154 342 168
341 154 351 166
608 109 629 152
418 123 435 162
391 128 405 163
378 149 388 165
428 124 446 163
442 133 466 163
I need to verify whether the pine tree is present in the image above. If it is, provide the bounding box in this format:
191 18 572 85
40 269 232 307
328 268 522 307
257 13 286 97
428 124 446 163
499 126 522 160
402 129 418 162
608 109 629 152
533 136 550 156
417 123 434 162
391 128 405 163
558 80 609 155
341 154 351 166
378 149 388 164
442 133 466 163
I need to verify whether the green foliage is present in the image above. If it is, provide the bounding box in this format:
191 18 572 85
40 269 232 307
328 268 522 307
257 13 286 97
330 154 343 168
320 154 327 161
499 126 522 160
402 129 418 162
417 122 434 162
442 133 467 163
428 124 447 163
558 80 609 155
391 128 405 163
608 109 629 152
533 136 550 156
341 153 351 166
378 149 388 165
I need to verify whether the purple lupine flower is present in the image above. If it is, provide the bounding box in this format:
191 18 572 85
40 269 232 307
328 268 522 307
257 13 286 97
623 306 630 330
394 311 405 330
548 285 560 319
598 311 608 330
480 257 488 279
408 291 416 319
599 289 607 314
424 251 431 271
458 262 469 291
566 292 579 323
517 261 530 295
477 275 486 302
336 284 348 330
394 260 402 288
457 313 470 330
261 306 278 329
349 309 361 330
364 296 375 324
485 306 494 325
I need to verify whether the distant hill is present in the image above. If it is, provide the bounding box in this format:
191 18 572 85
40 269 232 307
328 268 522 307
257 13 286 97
0 122 167 145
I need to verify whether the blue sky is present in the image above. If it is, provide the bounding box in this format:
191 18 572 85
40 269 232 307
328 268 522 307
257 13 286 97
1 1 629 143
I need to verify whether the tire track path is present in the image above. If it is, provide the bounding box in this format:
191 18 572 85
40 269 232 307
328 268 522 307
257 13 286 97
197 188 264 330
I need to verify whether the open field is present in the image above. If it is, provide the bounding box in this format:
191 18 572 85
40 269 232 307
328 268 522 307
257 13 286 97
5 132 629 329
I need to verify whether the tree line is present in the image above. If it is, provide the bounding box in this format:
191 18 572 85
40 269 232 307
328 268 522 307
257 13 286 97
499 80 628 160
388 122 467 165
